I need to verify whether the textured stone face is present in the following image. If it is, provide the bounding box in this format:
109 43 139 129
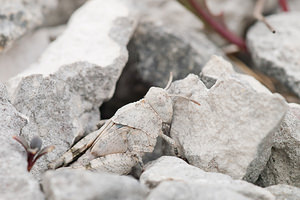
0 25 65 82
256 103 300 187
0 0 57 52
141 156 275 200
42 169 148 200
247 12 300 97
266 184 300 200
167 57 287 182
0 83 44 200
6 0 137 179
127 0 223 87
0 0 88 52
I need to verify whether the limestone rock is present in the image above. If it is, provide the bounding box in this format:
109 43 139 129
266 184 300 200
256 103 300 187
0 83 44 200
0 0 57 52
168 58 287 182
128 0 223 87
247 12 300 97
0 25 65 82
200 55 271 94
42 169 148 200
140 156 232 187
6 0 137 179
142 156 275 200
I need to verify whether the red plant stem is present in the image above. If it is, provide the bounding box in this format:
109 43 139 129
27 152 35 171
279 0 289 12
188 0 247 51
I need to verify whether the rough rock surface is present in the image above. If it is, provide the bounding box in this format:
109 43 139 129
168 56 287 182
247 12 300 97
256 103 300 187
0 25 65 82
128 0 223 87
6 0 137 179
141 156 275 200
0 83 44 200
42 169 148 200
0 0 57 52
266 184 300 200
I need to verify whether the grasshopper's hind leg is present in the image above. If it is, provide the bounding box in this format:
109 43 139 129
48 120 114 169
85 153 138 175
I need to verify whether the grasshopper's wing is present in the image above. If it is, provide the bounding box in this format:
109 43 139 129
112 100 162 139
48 120 115 169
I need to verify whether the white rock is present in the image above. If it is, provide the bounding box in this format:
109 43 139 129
42 169 148 200
247 12 300 97
140 156 232 186
0 0 57 52
266 184 300 200
6 0 137 179
0 83 44 200
200 55 271 94
142 156 275 200
0 25 65 82
257 103 300 187
168 60 287 182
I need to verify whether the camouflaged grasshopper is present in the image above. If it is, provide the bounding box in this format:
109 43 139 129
49 76 200 174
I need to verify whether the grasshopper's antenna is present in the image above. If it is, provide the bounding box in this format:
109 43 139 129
164 72 173 90
168 94 201 106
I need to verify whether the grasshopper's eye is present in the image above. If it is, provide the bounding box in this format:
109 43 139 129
30 136 42 151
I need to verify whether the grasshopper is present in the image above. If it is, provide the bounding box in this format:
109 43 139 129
49 77 200 174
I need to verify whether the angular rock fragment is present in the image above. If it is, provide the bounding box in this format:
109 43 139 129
0 0 57 52
200 55 271 94
0 25 65 82
266 184 300 200
168 57 287 182
6 0 137 179
0 83 44 200
42 169 148 200
128 0 223 87
256 103 300 187
247 13 300 97
142 156 275 200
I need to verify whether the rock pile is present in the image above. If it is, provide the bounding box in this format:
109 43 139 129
1 0 300 199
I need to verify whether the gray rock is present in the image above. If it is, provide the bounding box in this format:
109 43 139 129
42 169 148 200
6 0 137 179
256 103 300 187
128 0 223 87
140 156 232 187
0 0 57 52
266 184 300 200
0 25 65 82
247 12 300 98
0 83 44 200
43 0 87 26
142 156 275 200
168 57 287 182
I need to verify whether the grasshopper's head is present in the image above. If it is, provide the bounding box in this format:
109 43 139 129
144 87 173 124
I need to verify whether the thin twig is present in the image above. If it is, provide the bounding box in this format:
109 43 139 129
187 0 247 51
279 0 289 12
254 0 276 33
